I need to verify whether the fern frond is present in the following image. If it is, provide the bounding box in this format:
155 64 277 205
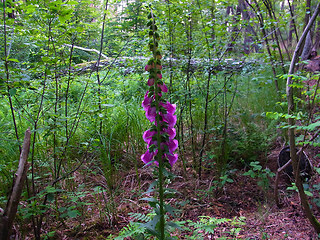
115 221 145 240
129 212 152 222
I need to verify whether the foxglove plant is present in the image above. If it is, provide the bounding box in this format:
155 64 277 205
140 10 178 239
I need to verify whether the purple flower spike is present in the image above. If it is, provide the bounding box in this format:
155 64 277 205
163 102 176 114
146 106 156 122
142 91 152 111
141 149 158 166
164 127 176 140
167 139 178 153
141 29 178 168
166 153 178 167
141 149 159 166
141 149 153 164
143 130 157 144
158 83 168 93
163 113 177 128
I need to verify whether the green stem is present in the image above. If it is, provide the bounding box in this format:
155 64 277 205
154 47 165 240
2 0 21 153
150 10 165 240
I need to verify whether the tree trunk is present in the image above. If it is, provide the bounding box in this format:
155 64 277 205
314 19 320 52
263 0 287 72
0 129 31 240
304 0 311 26
286 3 320 234
246 0 279 92
226 5 241 52
301 31 313 60
239 0 259 53
287 0 299 49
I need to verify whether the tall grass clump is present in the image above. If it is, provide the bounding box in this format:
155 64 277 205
0 102 21 200
173 61 282 175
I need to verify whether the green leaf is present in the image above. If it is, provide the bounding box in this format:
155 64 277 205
42 56 50 62
166 221 185 231
67 209 80 218
266 112 281 120
47 193 54 202
306 121 320 131
202 26 211 33
305 191 313 197
314 167 320 175
140 197 157 202
7 58 19 63
59 15 68 23
243 170 255 178
58 207 66 212
68 0 78 5
141 215 160 236
226 178 234 183
164 204 176 216
9 88 16 96
25 5 37 14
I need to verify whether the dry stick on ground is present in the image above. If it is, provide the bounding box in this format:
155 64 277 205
0 128 31 240
286 2 320 233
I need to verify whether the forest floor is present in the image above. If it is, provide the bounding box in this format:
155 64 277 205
20 145 320 239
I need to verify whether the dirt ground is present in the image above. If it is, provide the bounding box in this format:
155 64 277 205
16 145 320 239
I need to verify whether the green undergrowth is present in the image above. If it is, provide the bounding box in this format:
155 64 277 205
0 61 283 237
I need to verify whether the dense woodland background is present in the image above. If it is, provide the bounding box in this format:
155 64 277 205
1 0 320 239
